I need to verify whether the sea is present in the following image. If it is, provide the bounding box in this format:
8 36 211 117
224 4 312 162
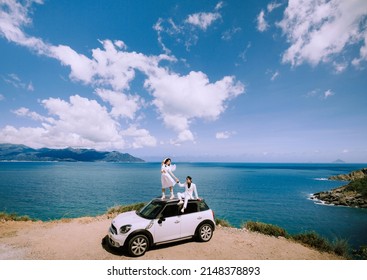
0 162 366 248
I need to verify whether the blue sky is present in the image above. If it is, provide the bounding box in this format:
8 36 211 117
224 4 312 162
0 0 366 162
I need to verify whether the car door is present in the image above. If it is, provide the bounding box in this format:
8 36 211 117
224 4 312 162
152 204 181 243
179 202 201 238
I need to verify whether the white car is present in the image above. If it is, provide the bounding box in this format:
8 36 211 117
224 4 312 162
108 198 215 257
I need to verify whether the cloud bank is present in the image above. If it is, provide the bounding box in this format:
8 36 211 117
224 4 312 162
0 0 245 150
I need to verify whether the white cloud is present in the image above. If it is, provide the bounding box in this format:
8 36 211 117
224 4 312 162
153 3 223 52
277 0 367 68
215 1 224 11
221 27 241 41
12 107 55 123
0 0 244 148
216 131 233 139
323 89 335 99
2 73 34 91
0 0 49 54
333 61 348 73
27 81 34 91
0 94 4 101
185 12 221 31
95 88 142 120
2 95 157 150
271 70 280 81
153 18 174 54
305 88 335 99
120 125 157 148
267 2 282 13
239 42 252 62
257 10 269 32
305 88 320 98
144 70 245 143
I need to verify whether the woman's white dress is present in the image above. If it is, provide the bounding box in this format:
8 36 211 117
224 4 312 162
161 164 176 189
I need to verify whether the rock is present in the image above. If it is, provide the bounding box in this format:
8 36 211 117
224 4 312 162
329 168 367 181
313 170 367 208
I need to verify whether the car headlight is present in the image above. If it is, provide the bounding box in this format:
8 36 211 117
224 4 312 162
119 224 132 234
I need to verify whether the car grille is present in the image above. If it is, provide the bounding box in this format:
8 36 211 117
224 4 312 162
110 224 117 235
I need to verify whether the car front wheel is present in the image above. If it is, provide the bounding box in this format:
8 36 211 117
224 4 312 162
197 223 213 242
127 234 149 257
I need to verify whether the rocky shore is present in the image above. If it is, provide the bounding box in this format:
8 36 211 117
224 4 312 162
328 168 367 181
312 168 367 208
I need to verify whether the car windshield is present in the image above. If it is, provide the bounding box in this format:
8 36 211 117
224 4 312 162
137 201 164 219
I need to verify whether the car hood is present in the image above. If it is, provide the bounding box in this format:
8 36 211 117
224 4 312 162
112 210 151 229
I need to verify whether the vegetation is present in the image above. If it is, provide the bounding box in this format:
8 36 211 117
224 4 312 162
215 218 231 227
244 221 352 258
353 245 367 260
292 231 333 252
344 177 367 198
244 221 288 237
107 202 146 215
0 212 35 221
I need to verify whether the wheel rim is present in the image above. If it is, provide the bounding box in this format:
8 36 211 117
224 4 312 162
200 225 212 241
131 236 148 256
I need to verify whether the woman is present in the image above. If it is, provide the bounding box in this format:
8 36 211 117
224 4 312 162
177 176 200 213
161 158 179 199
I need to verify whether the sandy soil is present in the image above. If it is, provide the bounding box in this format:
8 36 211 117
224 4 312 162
0 216 342 260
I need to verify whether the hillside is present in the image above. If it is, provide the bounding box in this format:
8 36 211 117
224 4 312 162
312 168 367 208
328 168 367 181
0 144 144 162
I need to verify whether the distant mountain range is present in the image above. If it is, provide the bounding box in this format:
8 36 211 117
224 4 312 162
0 144 144 162
333 159 345 163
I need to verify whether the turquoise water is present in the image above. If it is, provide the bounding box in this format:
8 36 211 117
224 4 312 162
0 162 366 248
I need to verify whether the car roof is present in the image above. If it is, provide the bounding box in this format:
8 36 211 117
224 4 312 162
151 197 204 205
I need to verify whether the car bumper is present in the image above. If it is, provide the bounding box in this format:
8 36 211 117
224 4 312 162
108 227 128 248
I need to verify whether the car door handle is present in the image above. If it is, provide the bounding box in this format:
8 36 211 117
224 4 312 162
197 217 202 220
175 220 180 223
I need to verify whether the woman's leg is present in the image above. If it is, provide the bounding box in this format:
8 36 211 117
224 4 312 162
177 193 183 204
169 186 174 199
181 195 189 212
161 188 165 199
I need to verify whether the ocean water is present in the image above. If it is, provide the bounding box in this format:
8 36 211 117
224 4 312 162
0 162 366 248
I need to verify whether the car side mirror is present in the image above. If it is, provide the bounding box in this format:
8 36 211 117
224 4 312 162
158 217 166 224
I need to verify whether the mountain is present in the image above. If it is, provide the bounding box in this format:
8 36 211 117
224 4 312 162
333 159 345 163
0 144 144 162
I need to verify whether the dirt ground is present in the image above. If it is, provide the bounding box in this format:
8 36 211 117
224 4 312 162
0 215 342 260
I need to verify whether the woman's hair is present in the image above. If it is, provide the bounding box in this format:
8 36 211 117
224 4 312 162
186 176 192 181
163 158 171 165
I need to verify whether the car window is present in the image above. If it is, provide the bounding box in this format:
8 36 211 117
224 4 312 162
161 204 179 218
181 202 198 215
138 201 164 219
198 201 209 211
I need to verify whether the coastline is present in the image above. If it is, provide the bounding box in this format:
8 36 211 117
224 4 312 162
0 215 342 260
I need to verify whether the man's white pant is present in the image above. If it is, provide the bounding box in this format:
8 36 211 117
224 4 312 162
177 192 190 208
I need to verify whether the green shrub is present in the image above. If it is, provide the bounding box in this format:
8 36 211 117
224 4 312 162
353 245 367 260
292 231 333 252
215 218 231 227
345 177 367 198
331 237 350 258
0 212 34 221
244 221 288 237
107 202 146 215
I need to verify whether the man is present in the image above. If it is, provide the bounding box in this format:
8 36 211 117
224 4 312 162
177 176 200 213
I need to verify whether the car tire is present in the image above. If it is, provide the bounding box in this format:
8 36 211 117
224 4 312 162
196 223 213 242
127 234 149 257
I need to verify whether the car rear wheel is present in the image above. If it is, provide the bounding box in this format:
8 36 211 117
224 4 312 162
127 234 149 257
197 223 213 242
